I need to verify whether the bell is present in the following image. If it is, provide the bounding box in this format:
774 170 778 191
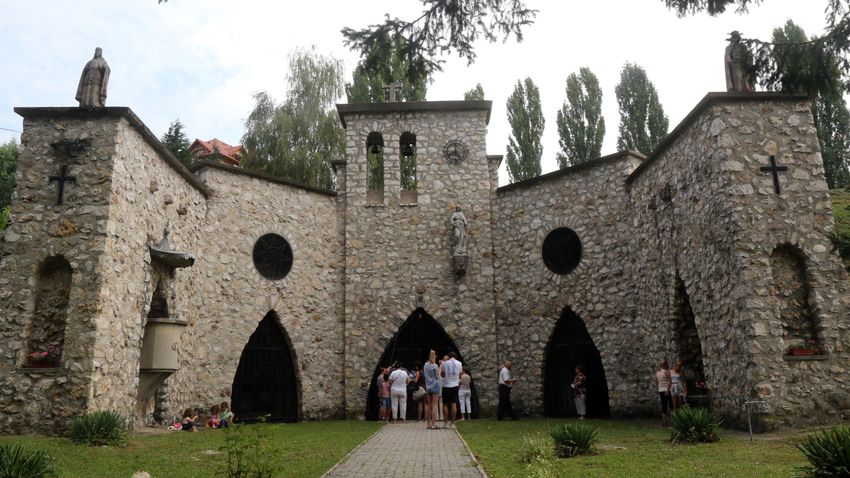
401 143 415 157
369 144 383 155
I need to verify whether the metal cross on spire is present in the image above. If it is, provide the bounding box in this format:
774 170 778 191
384 81 403 102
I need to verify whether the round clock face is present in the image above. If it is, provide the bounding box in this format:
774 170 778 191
443 140 469 163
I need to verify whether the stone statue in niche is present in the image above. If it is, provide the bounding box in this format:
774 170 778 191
725 31 755 93
76 47 110 107
451 206 469 275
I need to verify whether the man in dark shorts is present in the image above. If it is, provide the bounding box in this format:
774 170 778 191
441 352 462 429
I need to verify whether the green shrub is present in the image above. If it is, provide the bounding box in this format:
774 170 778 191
0 443 55 478
549 423 599 458
669 406 721 444
797 425 850 478
69 410 128 446
517 434 553 464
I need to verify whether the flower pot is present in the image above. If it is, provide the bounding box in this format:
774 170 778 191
790 348 817 356
29 360 57 368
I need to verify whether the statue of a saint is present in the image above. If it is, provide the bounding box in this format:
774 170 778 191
451 206 468 257
76 47 110 107
725 31 755 93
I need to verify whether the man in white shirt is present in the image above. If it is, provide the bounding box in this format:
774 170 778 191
441 352 462 428
498 361 518 420
389 365 410 422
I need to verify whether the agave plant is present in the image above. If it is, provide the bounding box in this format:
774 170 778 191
796 425 850 478
669 406 722 444
549 423 599 458
69 410 128 446
0 443 55 478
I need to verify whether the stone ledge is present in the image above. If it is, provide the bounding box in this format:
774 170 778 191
14 367 65 374
783 354 829 361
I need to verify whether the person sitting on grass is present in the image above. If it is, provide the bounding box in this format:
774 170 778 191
207 404 221 429
220 402 234 428
181 408 199 432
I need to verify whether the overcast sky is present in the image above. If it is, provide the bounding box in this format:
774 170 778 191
0 0 837 183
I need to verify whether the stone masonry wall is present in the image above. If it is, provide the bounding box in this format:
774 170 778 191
340 108 499 416
0 113 116 434
492 153 647 417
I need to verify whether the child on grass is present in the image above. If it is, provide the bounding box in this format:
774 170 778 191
219 402 234 428
181 408 198 432
206 404 221 429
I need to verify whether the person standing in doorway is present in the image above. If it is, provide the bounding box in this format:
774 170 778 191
424 350 442 430
498 361 518 420
389 364 410 423
656 360 672 425
670 361 688 411
441 352 462 428
377 367 391 423
459 367 472 421
571 364 587 420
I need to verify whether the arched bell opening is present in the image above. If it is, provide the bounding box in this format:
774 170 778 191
365 308 479 420
544 307 610 418
231 311 300 422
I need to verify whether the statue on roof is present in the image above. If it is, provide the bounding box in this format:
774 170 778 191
76 47 110 107
725 31 755 93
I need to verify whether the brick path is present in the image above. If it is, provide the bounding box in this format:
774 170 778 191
322 422 486 478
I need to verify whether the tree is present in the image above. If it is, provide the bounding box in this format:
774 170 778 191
0 139 16 211
615 63 669 155
556 67 605 167
346 31 428 103
342 1 536 78
160 119 193 168
464 83 486 101
772 20 850 189
241 47 345 190
505 78 544 183
663 0 850 95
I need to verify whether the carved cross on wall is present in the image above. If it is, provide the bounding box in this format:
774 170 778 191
49 164 76 205
384 81 403 102
760 155 789 194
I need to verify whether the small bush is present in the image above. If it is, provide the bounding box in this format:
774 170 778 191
517 434 553 464
69 410 128 446
669 406 721 444
525 455 556 478
796 425 850 478
549 423 599 458
0 443 55 478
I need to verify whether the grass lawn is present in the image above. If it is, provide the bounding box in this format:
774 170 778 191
0 420 380 478
458 418 810 478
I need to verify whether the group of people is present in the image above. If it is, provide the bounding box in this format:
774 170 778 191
655 359 689 424
376 351 474 429
172 402 235 432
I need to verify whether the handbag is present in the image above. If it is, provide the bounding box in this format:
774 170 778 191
413 386 426 401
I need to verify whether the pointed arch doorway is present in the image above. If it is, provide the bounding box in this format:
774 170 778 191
365 308 478 420
231 311 299 422
544 308 610 418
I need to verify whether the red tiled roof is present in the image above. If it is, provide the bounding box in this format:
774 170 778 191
189 138 244 166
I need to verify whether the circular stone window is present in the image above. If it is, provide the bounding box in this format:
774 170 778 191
252 233 293 280
542 228 582 275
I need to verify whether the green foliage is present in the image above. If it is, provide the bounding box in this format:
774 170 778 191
367 151 384 192
0 444 55 478
796 425 850 478
525 455 556 478
342 0 536 77
346 31 427 103
615 63 669 155
518 434 554 464
464 83 486 101
830 189 850 270
0 139 17 216
0 207 9 231
669 406 722 444
160 119 193 168
505 77 544 183
68 410 128 447
221 420 276 478
241 47 344 190
549 423 599 458
557 67 605 167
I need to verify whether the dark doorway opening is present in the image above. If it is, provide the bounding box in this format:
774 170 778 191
674 276 709 406
231 311 299 422
544 308 610 418
365 308 479 420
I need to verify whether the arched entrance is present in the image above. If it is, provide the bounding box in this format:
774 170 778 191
673 276 709 406
544 308 610 418
365 308 478 420
231 311 299 422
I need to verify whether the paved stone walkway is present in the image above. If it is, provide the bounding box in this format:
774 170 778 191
323 422 485 478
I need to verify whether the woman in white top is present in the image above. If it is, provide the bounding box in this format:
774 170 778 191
655 360 672 424
389 365 410 422
458 368 472 421
670 361 687 411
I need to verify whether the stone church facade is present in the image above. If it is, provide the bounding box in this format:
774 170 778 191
0 92 848 435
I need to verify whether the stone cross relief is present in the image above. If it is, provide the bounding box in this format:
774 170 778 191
760 155 789 194
48 164 77 205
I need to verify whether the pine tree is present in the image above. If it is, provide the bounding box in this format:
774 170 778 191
505 78 544 183
615 63 668 155
346 31 428 103
160 120 193 168
556 67 605 167
464 83 486 101
0 139 17 215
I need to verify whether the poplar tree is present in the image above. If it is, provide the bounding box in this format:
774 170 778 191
464 83 486 101
0 139 16 230
556 67 605 167
615 63 669 154
505 78 544 183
